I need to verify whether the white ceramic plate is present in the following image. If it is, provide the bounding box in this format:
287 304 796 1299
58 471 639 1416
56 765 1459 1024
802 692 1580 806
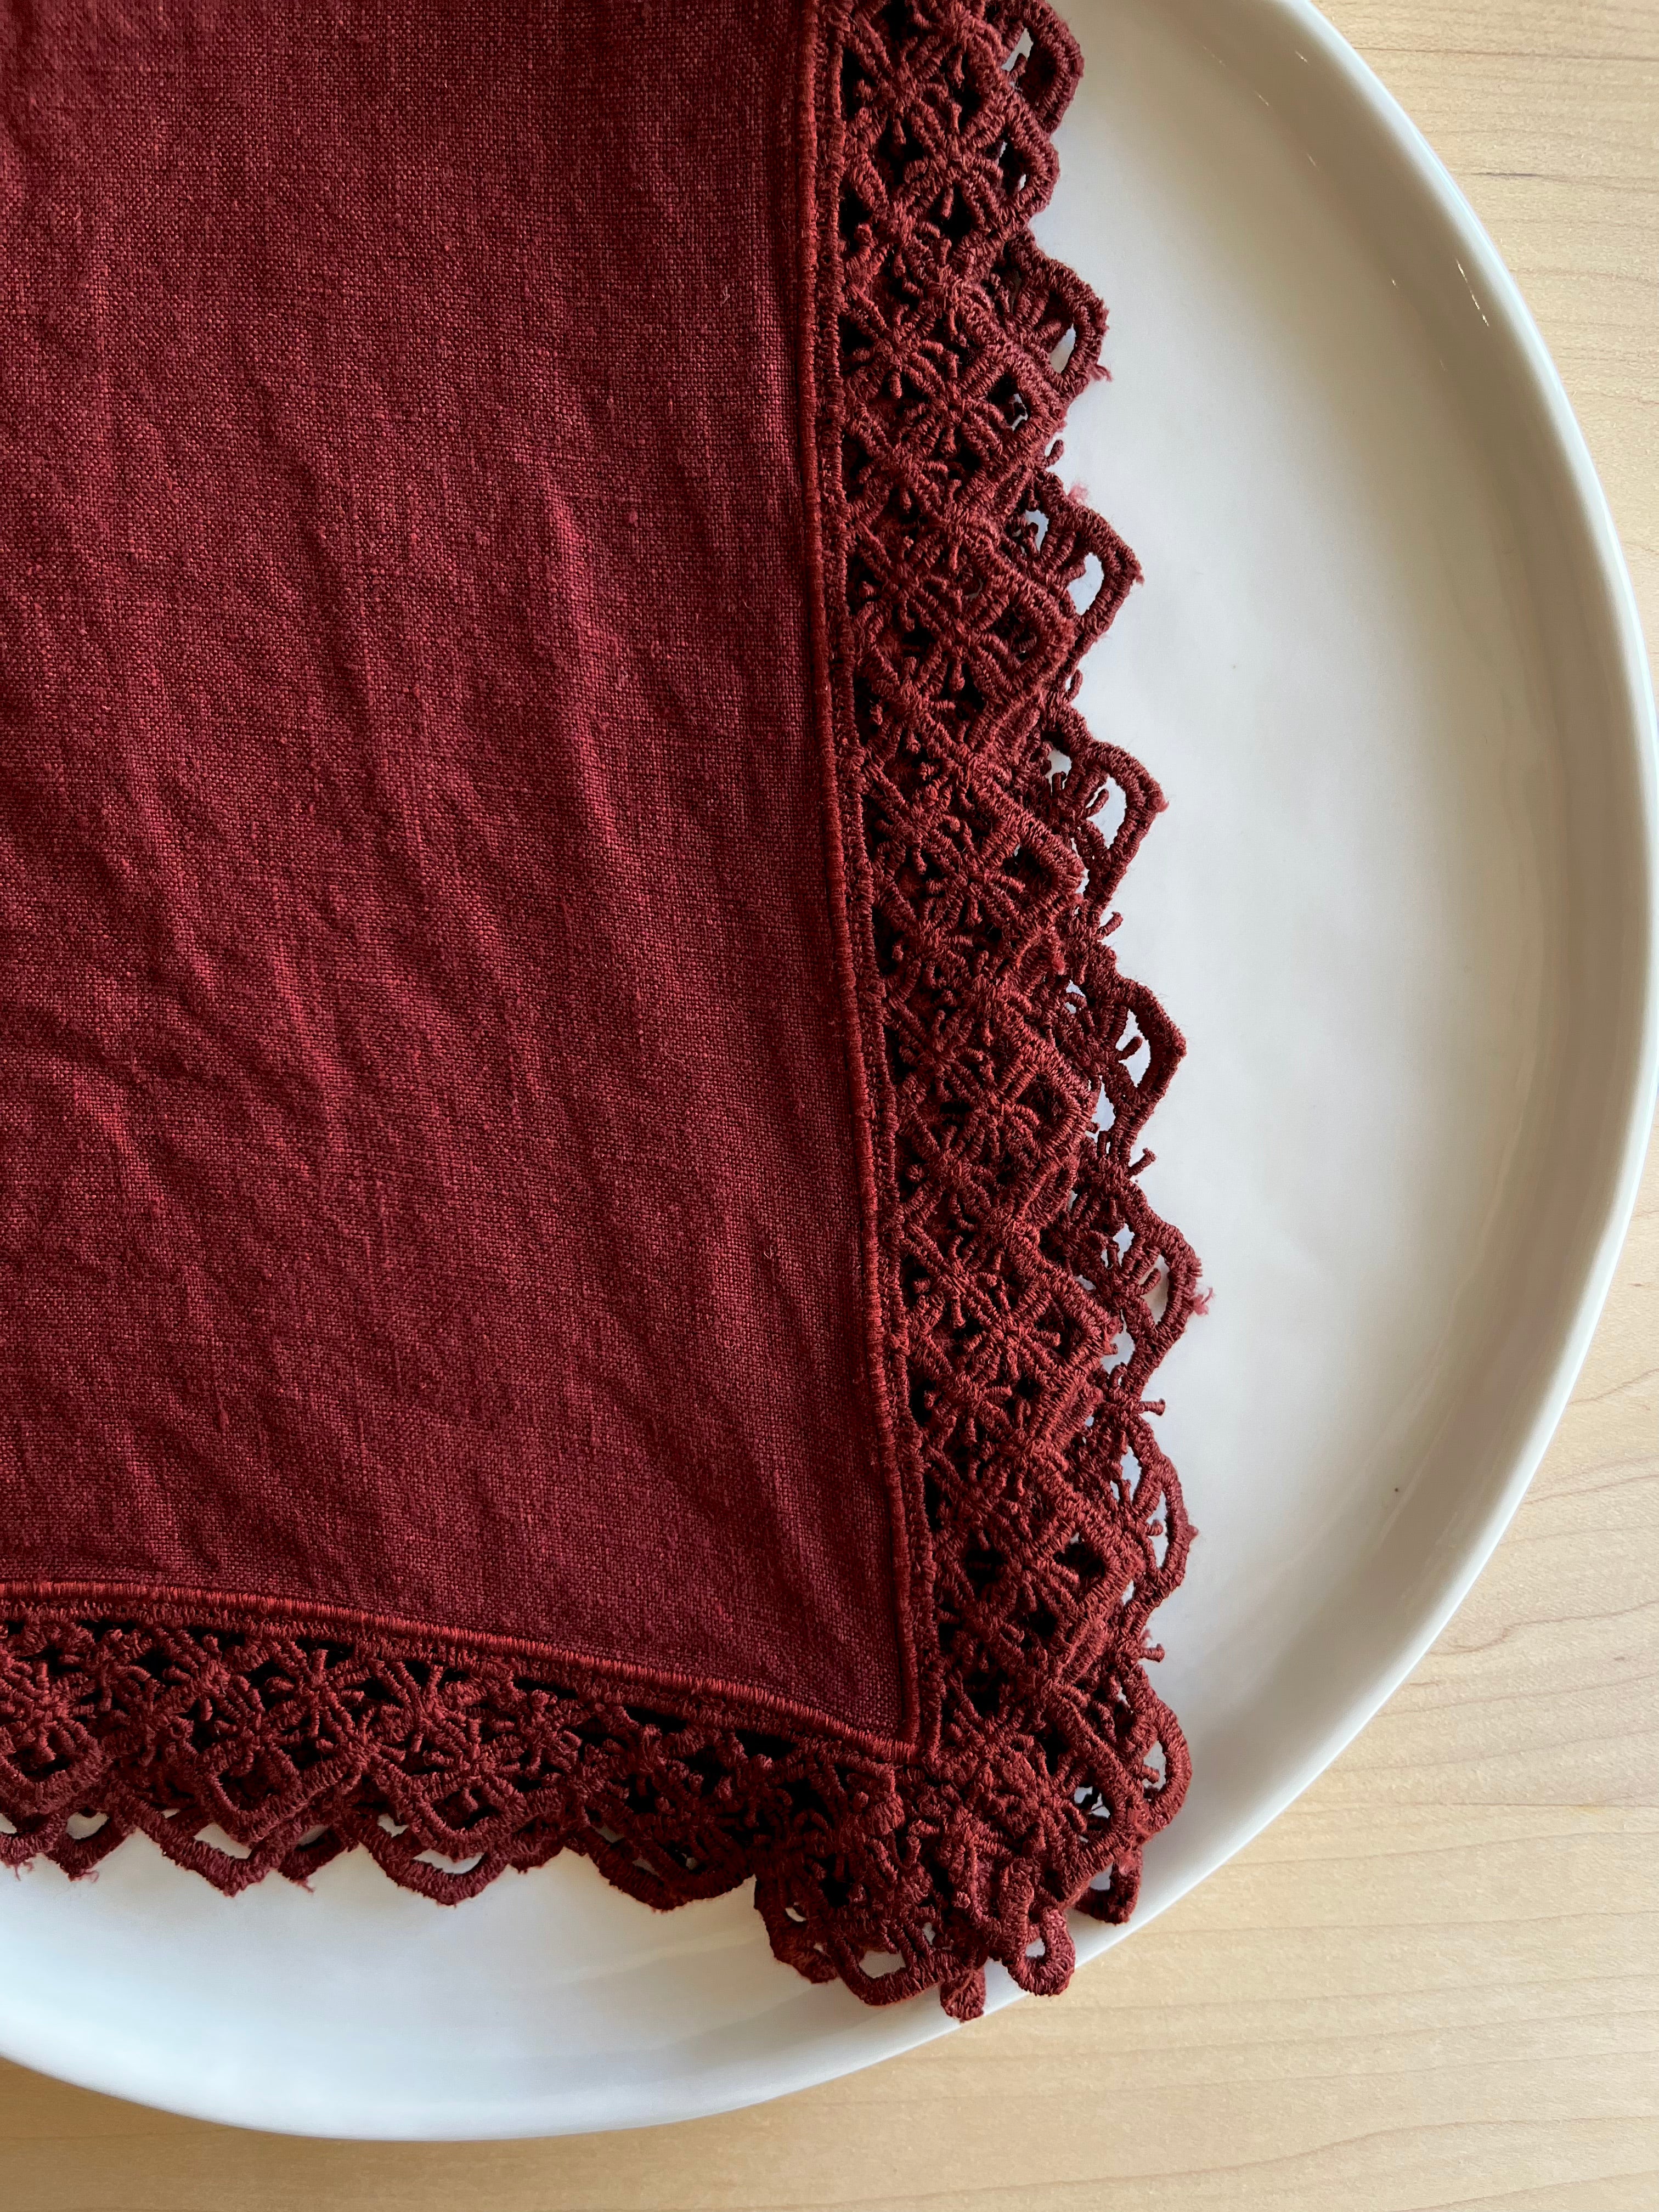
1 0 1652 2140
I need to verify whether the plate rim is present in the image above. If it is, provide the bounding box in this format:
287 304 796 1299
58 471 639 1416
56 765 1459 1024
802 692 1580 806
1051 0 1659 2076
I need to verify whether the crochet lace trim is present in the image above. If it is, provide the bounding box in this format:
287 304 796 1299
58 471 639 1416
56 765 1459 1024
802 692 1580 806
0 0 1198 2021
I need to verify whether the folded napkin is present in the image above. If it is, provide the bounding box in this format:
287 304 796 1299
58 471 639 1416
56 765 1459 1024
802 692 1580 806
0 0 1199 2017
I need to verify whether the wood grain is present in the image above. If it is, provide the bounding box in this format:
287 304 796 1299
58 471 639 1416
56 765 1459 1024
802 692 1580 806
3 3 1656 2204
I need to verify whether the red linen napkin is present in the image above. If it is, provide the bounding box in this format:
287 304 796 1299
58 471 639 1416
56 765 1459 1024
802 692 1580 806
0 0 1199 2018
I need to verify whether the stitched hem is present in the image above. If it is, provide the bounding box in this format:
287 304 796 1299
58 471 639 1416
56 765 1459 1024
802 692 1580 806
793 0 929 1760
0 0 1200 2021
0 1581 916 1756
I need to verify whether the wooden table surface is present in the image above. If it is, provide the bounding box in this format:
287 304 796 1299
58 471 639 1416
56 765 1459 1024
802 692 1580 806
5 3 1657 2205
